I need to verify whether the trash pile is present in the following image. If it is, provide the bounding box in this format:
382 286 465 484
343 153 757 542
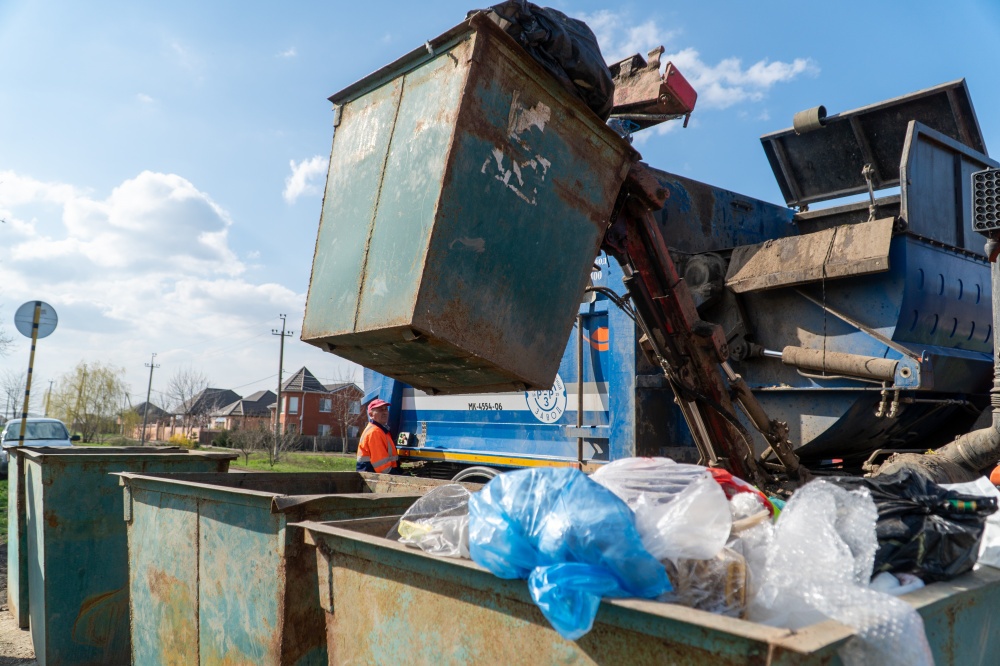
389 458 999 665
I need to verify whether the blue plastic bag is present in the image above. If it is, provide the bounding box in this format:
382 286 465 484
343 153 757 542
468 468 670 639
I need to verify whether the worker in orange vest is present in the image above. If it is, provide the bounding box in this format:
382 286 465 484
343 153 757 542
357 398 399 474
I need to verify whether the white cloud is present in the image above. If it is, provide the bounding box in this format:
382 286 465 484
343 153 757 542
579 12 819 111
137 93 154 104
5 171 244 277
283 155 328 204
0 169 331 403
278 47 297 58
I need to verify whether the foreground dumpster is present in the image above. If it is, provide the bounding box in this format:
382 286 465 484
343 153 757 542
296 515 1000 666
118 471 479 666
19 447 236 666
5 445 92 629
301 13 636 395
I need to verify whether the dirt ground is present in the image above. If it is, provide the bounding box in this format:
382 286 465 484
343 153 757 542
0 543 37 665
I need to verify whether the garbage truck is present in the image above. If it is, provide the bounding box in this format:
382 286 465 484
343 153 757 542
301 12 999 490
295 10 1000 663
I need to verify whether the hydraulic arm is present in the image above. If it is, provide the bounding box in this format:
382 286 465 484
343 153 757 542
602 164 804 490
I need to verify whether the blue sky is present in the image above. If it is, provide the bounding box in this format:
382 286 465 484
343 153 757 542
1 1 998 411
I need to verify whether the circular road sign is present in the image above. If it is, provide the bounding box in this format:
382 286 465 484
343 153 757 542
14 301 58 339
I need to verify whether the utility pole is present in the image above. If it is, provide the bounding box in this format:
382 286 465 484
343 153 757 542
141 353 159 445
272 314 293 458
72 364 87 437
44 380 53 417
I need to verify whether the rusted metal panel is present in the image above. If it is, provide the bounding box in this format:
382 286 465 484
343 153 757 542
298 517 1000 665
302 14 637 395
726 218 894 293
7 447 30 628
760 79 986 208
899 121 999 256
19 448 234 666
119 471 477 666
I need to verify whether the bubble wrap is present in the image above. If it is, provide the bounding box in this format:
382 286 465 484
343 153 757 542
748 480 933 666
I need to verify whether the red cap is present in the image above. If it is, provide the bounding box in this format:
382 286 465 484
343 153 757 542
367 398 390 414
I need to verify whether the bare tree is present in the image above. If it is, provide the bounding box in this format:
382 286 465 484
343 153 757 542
0 369 27 421
48 361 129 442
268 429 301 467
231 425 269 467
166 367 209 433
327 372 364 454
0 308 14 359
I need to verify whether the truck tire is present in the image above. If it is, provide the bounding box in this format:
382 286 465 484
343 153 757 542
452 466 501 483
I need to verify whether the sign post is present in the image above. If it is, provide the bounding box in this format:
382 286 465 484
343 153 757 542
13 301 58 445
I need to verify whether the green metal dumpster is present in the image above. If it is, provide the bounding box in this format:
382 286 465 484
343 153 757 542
19 447 236 666
296 515 1000 666
5 445 90 629
117 471 480 666
301 13 637 395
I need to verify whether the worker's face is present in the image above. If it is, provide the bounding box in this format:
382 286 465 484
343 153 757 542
370 406 389 426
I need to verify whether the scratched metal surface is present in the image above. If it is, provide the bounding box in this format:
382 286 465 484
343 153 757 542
299 518 1000 666
7 447 29 628
19 449 234 666
302 15 636 395
121 472 472 666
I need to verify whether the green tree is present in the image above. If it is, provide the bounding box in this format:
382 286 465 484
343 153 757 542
48 362 130 442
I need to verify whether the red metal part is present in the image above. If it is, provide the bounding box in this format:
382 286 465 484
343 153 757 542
604 164 766 486
609 48 698 130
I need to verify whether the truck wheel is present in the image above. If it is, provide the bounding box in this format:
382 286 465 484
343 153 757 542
452 466 500 483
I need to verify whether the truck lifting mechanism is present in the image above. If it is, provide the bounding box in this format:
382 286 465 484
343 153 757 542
301 13 1000 492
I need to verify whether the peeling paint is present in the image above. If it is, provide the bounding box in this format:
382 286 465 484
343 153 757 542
448 237 486 253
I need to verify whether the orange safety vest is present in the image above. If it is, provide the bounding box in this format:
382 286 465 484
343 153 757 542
357 422 398 473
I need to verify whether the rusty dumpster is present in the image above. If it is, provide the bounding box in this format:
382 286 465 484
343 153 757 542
5 445 82 631
295 515 1000 666
18 447 235 666
117 471 479 666
301 13 637 395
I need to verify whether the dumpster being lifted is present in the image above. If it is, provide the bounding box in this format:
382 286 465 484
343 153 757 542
301 13 636 395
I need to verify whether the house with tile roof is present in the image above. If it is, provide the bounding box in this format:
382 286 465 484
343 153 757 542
276 367 365 448
212 389 276 431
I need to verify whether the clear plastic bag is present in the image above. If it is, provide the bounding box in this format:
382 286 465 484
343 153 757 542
659 547 749 617
592 457 733 562
468 467 670 640
388 484 472 558
749 479 932 666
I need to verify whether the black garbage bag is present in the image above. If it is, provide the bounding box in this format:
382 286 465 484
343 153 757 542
474 1 614 120
829 469 997 582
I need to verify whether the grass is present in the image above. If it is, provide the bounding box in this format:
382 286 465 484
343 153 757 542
227 451 358 473
72 437 361 473
0 478 7 545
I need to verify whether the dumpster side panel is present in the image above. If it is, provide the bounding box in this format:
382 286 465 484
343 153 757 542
128 485 200 665
24 461 47 665
310 532 792 666
198 496 286 665
22 452 233 666
302 75 403 338
413 35 631 390
353 37 471 333
7 449 29 628
28 457 132 665
912 570 1000 665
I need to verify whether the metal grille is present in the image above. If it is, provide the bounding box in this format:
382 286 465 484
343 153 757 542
973 167 1000 234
